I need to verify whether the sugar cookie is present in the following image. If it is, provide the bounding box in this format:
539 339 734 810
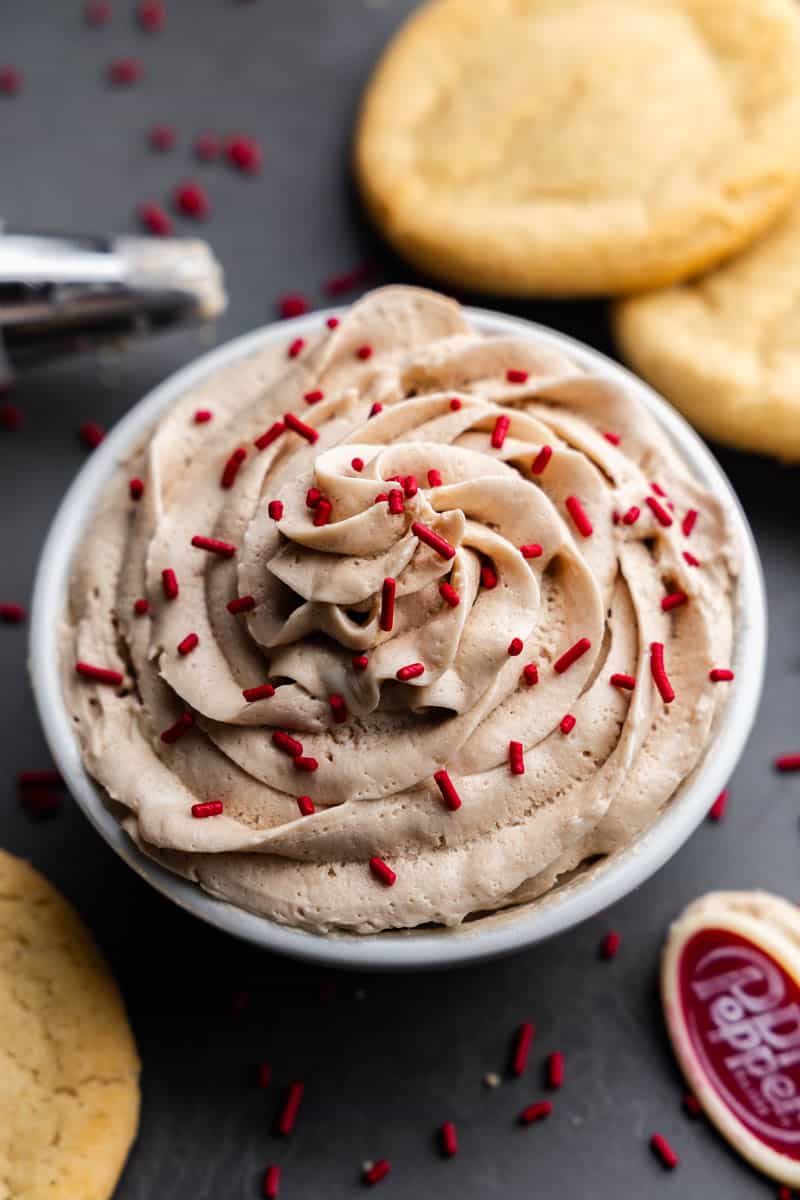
615 199 800 460
356 0 800 296
0 849 140 1200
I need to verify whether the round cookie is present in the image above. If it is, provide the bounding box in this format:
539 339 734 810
0 849 140 1200
355 0 800 297
614 198 800 461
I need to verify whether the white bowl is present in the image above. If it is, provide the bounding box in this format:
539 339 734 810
29 307 767 971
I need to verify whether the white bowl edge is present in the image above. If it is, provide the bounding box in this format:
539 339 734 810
29 306 767 971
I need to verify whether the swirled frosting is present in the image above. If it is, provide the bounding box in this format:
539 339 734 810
63 287 737 933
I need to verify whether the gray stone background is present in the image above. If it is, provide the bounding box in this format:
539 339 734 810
1 2 797 1196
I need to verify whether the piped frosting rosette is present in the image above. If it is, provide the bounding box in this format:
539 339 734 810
64 287 737 932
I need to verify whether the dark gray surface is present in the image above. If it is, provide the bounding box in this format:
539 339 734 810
1 3 798 1197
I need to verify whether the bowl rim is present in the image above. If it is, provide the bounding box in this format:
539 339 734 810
29 304 767 971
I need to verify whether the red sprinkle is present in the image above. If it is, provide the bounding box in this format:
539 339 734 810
255 421 286 451
509 740 525 775
278 293 310 319
243 684 276 702
411 521 456 560
139 202 173 236
0 403 22 431
683 551 701 568
661 591 688 612
263 1164 281 1198
650 1133 679 1170
508 637 524 656
440 1121 458 1158
369 857 396 887
566 496 593 537
519 1101 552 1126
20 789 62 819
622 506 640 526
133 598 149 615
523 663 539 687
396 662 425 682
511 1021 535 1074
194 133 220 161
554 637 591 674
388 489 404 515
326 316 340 330
682 509 698 537
294 756 318 773
191 535 236 558
601 930 621 959
708 789 728 821
306 488 322 508
313 497 332 526
682 1093 701 1118
278 1082 304 1136
434 769 461 812
75 661 123 686
149 124 175 151
531 445 553 475
273 731 303 758
137 1 165 31
427 469 442 487
304 390 324 406
324 264 373 295
177 632 199 656
174 181 210 219
18 770 63 788
560 714 576 735
775 754 800 772
162 568 179 599
374 493 388 504
109 57 142 85
161 712 194 743
351 457 365 472
0 603 25 623
506 368 529 384
520 543 542 559
297 795 315 817
481 564 498 590
364 1160 391 1186
221 447 247 488
449 397 462 412
356 344 373 361
284 412 319 444
380 578 396 632
603 432 621 445
329 694 347 724
225 134 262 174
352 654 369 672
268 500 284 521
650 641 675 704
403 475 418 498
709 668 734 682
651 482 667 498
79 420 105 449
646 496 673 527
129 477 144 500
84 1 112 25
491 414 510 449
227 595 256 614
369 402 383 418
547 1051 564 1089
610 673 636 690
439 582 460 608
